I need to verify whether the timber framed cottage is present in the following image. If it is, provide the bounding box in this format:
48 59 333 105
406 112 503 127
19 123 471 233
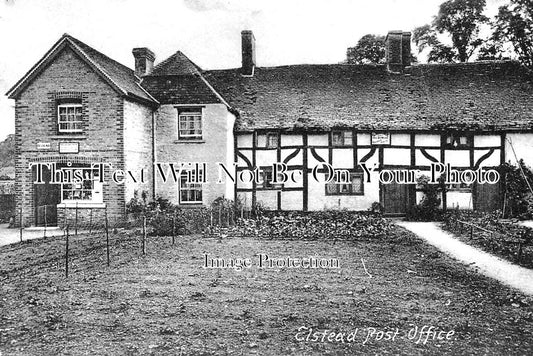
6 30 533 226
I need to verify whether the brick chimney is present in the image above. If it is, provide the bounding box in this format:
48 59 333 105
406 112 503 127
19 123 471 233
241 30 256 76
132 47 155 77
385 31 411 72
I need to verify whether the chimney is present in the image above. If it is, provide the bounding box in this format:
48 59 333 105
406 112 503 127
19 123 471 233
385 31 411 72
132 47 155 77
241 30 256 76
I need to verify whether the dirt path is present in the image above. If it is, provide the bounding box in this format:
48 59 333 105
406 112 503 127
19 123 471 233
396 221 533 296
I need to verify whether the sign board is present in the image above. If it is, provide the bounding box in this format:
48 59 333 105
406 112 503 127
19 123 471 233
59 142 79 154
37 142 51 150
371 132 390 145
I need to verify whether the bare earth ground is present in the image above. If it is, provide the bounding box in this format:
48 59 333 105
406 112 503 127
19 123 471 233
1 227 533 355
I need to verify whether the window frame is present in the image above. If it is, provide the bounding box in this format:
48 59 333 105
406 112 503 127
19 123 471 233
259 166 283 190
325 172 364 196
444 133 472 149
60 166 102 203
265 132 279 148
177 109 203 140
57 103 83 134
178 168 204 204
332 130 353 147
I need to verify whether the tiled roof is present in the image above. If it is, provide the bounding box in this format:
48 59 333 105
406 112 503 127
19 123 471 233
141 51 222 105
203 61 533 132
66 35 156 104
7 34 157 105
150 51 202 76
141 75 222 105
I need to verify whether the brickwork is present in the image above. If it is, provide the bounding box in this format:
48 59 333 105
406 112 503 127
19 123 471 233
12 46 152 226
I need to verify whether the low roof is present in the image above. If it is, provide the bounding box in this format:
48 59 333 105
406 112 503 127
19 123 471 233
7 34 157 105
140 51 225 105
204 61 533 132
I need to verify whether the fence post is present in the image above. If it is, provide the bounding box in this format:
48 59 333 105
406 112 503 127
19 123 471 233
64 205 67 230
75 202 78 237
19 206 22 243
172 212 176 245
142 215 146 255
89 208 93 234
44 205 47 238
65 225 69 278
470 225 473 240
105 206 110 267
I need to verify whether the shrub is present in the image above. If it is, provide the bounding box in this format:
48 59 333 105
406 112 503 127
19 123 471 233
499 160 533 219
406 175 442 221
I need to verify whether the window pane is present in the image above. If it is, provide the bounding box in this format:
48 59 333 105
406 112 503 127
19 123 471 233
351 176 363 193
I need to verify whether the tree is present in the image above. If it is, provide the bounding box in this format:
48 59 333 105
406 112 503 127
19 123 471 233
413 0 489 63
491 0 533 68
346 34 386 64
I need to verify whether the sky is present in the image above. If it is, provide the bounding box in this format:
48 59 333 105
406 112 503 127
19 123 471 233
0 0 508 140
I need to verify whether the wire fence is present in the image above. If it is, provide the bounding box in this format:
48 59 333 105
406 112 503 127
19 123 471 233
4 204 393 279
6 203 262 279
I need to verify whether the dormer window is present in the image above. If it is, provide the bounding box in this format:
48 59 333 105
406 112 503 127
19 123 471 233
58 103 83 133
178 109 203 140
332 130 353 146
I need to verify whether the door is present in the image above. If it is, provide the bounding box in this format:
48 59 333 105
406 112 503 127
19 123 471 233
33 164 61 226
382 182 410 215
474 182 501 212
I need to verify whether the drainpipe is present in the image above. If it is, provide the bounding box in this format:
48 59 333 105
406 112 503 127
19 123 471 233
152 110 156 200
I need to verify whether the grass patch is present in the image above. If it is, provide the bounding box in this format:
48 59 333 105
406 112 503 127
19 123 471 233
1 227 532 355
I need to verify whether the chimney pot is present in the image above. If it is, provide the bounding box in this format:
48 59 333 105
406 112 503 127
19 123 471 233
241 30 256 76
132 47 155 77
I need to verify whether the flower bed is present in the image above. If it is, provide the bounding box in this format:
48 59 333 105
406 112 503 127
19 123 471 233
205 210 395 240
442 210 533 268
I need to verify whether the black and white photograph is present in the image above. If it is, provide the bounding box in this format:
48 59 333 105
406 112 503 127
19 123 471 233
1 0 533 354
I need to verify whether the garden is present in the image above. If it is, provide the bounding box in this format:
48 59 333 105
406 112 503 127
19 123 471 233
1 223 533 355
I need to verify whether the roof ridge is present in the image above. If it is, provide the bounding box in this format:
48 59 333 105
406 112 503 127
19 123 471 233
65 35 137 77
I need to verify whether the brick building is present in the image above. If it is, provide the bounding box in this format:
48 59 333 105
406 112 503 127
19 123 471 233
6 31 533 226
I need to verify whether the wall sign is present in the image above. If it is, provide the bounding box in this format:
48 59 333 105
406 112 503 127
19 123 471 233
371 132 391 145
37 142 51 150
59 142 79 154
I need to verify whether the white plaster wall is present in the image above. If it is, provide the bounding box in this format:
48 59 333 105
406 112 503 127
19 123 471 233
415 134 440 147
308 134 328 146
237 134 253 148
415 149 440 166
383 148 410 166
475 135 500 147
357 133 371 145
256 190 277 209
445 150 470 167
281 191 303 210
332 148 354 168
390 134 410 146
474 149 500 167
281 134 303 146
281 149 303 165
